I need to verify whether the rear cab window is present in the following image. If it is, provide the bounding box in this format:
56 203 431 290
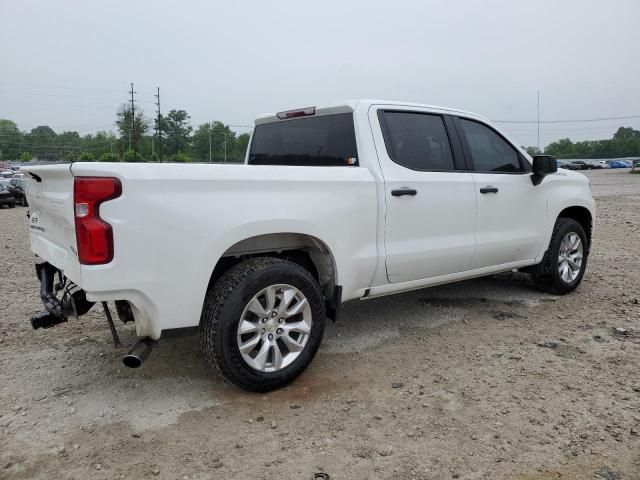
378 111 456 171
248 113 358 166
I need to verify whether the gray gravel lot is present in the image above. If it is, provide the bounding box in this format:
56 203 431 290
1 169 639 479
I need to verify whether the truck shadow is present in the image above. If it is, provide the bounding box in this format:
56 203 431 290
127 271 552 385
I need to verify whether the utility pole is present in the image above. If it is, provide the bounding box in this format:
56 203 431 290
209 122 212 162
224 132 227 162
537 90 541 152
128 83 136 153
154 87 163 163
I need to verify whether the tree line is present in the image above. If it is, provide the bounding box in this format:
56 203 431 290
0 106 251 163
524 126 640 159
2 110 638 163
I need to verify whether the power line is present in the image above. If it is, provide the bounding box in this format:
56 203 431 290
0 80 125 93
494 114 640 124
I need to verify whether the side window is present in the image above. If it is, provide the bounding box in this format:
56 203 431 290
380 111 455 171
459 119 522 172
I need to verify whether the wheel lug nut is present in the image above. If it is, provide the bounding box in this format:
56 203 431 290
261 328 266 334
271 312 277 317
276 328 283 335
268 334 274 341
261 318 267 323
278 318 284 324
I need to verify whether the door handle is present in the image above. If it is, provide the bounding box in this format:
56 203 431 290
391 188 418 197
479 187 499 194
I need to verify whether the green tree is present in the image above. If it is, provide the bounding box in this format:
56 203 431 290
156 109 192 156
26 126 59 160
171 152 191 163
0 119 23 160
19 151 32 162
79 151 95 161
525 146 541 157
99 152 120 162
544 127 640 159
123 148 143 162
116 106 149 154
544 138 575 158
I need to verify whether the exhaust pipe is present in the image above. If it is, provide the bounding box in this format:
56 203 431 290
123 337 154 368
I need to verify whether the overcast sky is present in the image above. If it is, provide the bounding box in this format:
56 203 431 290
1 0 639 148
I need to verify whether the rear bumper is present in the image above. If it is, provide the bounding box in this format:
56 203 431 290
30 262 94 329
30 261 162 338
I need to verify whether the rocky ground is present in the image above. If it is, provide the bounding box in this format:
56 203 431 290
1 169 639 480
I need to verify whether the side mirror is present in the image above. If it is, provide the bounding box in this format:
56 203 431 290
531 155 557 186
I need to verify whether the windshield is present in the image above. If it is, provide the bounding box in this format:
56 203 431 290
248 113 358 166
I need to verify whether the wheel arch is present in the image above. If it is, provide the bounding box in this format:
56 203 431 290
207 232 339 301
557 205 593 250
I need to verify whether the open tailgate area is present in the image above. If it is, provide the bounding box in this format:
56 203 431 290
22 164 81 283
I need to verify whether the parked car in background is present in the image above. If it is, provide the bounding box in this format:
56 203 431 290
0 184 16 208
570 160 591 170
590 160 610 169
7 178 28 206
608 160 632 168
0 170 15 186
557 160 581 170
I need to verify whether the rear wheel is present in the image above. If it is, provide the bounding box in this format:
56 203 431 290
532 218 588 294
200 257 326 392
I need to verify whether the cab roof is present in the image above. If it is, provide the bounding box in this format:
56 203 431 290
254 99 489 125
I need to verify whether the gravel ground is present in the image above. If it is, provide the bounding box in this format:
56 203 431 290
1 169 639 480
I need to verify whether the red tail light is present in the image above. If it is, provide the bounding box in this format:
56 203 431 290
74 177 122 265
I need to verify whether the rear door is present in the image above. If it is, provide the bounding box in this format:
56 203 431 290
21 164 81 282
371 108 477 283
454 117 548 268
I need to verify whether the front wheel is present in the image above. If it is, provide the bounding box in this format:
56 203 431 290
532 218 589 294
200 257 326 392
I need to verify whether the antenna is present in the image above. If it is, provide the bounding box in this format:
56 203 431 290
537 90 541 151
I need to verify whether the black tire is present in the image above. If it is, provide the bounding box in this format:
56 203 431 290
8 201 15 208
200 257 326 392
532 218 588 294
21 196 28 207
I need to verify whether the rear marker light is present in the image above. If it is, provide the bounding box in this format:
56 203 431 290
276 106 316 120
74 177 122 265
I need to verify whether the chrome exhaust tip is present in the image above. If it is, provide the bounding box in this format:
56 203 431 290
123 337 153 368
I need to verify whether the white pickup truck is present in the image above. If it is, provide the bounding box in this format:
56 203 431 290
24 100 595 391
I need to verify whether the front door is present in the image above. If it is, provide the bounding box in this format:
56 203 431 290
455 117 548 269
